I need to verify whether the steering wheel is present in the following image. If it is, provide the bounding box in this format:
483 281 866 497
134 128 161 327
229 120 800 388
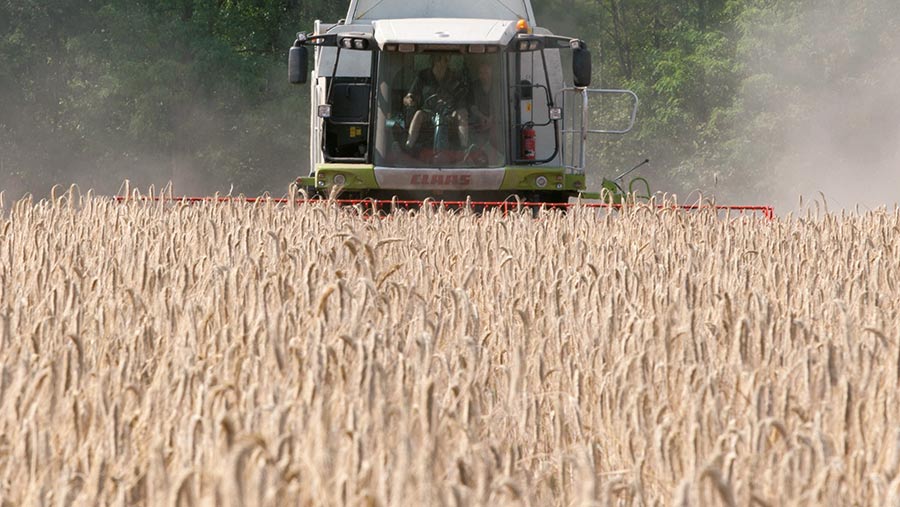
422 93 450 115
421 84 465 114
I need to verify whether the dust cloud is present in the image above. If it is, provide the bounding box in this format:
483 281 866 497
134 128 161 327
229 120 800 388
0 49 305 205
735 0 900 213
0 95 304 203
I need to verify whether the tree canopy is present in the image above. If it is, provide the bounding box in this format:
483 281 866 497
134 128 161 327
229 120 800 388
2 0 897 206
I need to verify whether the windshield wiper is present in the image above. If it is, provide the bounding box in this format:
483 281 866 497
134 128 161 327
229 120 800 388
356 0 390 20
485 0 523 19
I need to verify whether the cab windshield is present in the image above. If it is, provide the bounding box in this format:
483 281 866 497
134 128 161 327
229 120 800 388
374 51 507 168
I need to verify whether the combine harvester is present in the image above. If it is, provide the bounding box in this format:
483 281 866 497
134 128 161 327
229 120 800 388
290 0 620 206
282 0 772 217
122 0 773 218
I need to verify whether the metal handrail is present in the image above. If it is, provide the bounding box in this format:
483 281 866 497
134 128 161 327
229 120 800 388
558 87 640 172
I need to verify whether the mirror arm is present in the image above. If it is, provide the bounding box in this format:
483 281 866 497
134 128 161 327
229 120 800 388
295 32 339 47
517 35 584 50
543 35 581 49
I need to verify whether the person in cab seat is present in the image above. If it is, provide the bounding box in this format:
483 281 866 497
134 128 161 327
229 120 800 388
467 58 502 164
402 53 470 152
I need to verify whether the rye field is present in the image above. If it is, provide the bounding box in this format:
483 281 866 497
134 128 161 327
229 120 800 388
1 192 899 506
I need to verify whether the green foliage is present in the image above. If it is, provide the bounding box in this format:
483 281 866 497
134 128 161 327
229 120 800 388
1 0 896 202
0 0 314 196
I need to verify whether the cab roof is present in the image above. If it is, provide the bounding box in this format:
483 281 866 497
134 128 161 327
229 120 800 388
348 0 534 24
373 18 518 47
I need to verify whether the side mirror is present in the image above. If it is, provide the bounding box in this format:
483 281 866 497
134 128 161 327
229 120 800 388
289 44 308 84
572 45 591 88
519 80 533 100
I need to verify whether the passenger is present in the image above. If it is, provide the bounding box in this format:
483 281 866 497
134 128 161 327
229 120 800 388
468 59 502 163
403 53 470 151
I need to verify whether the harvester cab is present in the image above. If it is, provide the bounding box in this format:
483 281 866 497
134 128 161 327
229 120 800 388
289 0 639 204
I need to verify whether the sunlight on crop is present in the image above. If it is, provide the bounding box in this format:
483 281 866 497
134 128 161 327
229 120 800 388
1 191 898 506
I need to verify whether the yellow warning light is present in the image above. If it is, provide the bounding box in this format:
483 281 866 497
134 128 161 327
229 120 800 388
516 19 532 34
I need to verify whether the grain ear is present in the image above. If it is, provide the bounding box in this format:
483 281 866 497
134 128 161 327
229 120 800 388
3 193 897 505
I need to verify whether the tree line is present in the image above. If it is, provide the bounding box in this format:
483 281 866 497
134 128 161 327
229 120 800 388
1 0 897 203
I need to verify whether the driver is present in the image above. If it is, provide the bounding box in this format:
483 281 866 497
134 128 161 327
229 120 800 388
402 53 470 151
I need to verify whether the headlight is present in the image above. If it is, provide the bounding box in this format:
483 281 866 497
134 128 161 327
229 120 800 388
535 176 548 188
333 174 346 186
